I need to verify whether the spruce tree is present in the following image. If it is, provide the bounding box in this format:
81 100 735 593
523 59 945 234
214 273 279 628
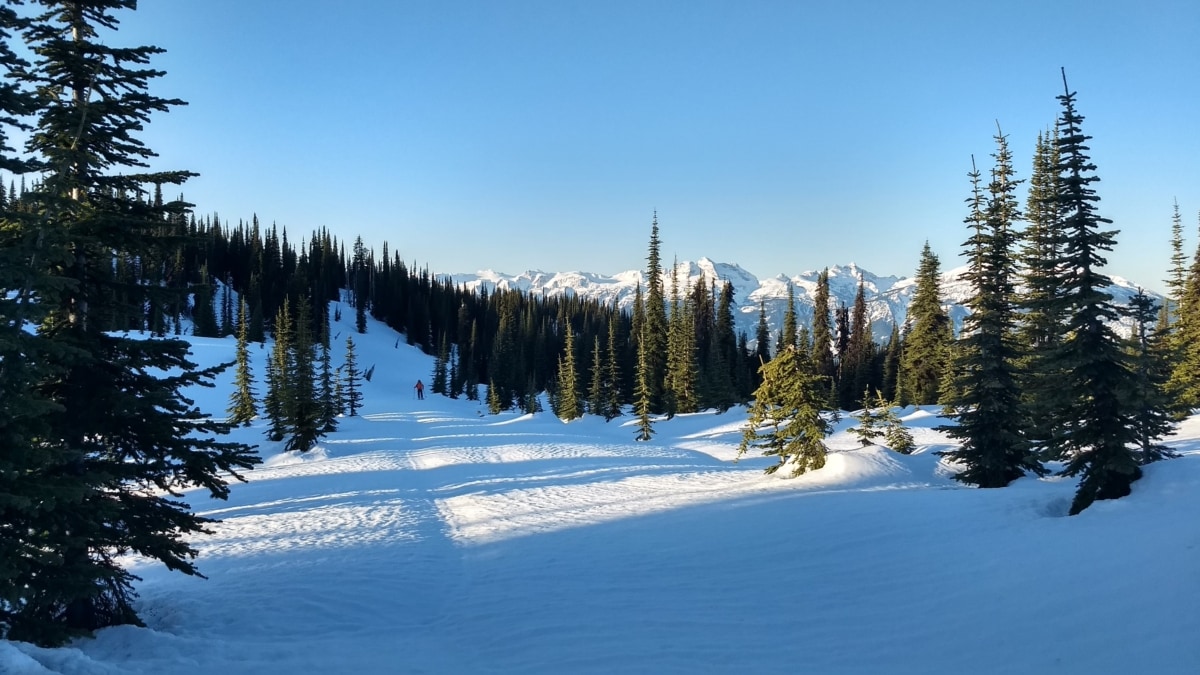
634 326 655 441
1168 219 1200 410
899 243 952 405
318 317 338 432
285 297 322 453
737 345 830 477
602 314 624 421
642 213 669 412
431 333 449 395
554 321 583 421
754 301 772 364
588 335 604 415
810 269 835 391
9 0 257 642
228 299 257 425
880 323 902 403
878 392 915 454
1041 71 1144 515
940 137 1043 488
264 299 293 441
1126 290 1178 464
1018 128 1067 449
343 335 363 416
778 283 798 354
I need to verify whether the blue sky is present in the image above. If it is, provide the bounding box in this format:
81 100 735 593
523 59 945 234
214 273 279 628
111 0 1198 291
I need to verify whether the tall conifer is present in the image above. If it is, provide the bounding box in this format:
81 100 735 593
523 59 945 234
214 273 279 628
1041 71 1144 514
941 136 1042 487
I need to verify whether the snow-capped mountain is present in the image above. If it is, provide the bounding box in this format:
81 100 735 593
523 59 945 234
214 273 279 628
446 259 1160 343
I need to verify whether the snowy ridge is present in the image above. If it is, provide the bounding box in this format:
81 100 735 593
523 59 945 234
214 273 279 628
446 260 1159 343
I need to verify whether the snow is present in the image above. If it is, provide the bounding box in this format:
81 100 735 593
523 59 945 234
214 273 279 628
4 305 1199 674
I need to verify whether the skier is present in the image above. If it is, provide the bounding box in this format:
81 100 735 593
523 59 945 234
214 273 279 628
414 379 425 400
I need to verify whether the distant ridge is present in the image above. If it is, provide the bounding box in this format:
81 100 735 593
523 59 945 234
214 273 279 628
445 258 1160 343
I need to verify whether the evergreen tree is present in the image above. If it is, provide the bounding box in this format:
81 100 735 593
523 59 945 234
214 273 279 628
264 299 293 441
634 326 655 441
227 299 257 425
588 335 604 415
284 298 322 453
7 1 258 642
737 345 830 477
1126 290 1178 464
941 138 1043 488
642 214 669 412
1165 200 1186 325
899 243 952 405
879 391 915 454
486 378 502 415
1018 128 1066 448
555 321 583 421
811 269 834 390
848 388 885 446
1041 71 1144 515
1168 218 1200 410
431 333 449 395
318 315 338 432
880 323 902 403
778 283 797 354
754 301 772 364
602 314 624 421
343 335 363 416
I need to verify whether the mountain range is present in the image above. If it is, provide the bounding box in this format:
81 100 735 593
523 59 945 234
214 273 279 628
446 259 1159 343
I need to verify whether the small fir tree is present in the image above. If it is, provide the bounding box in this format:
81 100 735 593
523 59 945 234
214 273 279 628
737 346 830 477
228 299 257 425
343 335 363 416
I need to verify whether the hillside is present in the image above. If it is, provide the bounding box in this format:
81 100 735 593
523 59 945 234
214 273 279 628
2 305 1196 674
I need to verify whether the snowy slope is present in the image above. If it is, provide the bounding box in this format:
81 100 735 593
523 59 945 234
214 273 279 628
3 307 1197 674
448 260 1159 343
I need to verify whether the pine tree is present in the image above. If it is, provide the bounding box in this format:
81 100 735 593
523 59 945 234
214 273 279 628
940 137 1043 488
1041 71 1144 515
228 299 257 425
899 243 952 406
343 335 363 416
737 345 830 477
8 1 257 642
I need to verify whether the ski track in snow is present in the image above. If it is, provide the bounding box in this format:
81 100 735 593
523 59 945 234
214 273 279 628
6 309 1200 674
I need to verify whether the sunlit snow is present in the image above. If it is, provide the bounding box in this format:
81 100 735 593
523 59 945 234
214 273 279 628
3 303 1197 674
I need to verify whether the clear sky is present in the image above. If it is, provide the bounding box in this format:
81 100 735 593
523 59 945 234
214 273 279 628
110 0 1199 292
